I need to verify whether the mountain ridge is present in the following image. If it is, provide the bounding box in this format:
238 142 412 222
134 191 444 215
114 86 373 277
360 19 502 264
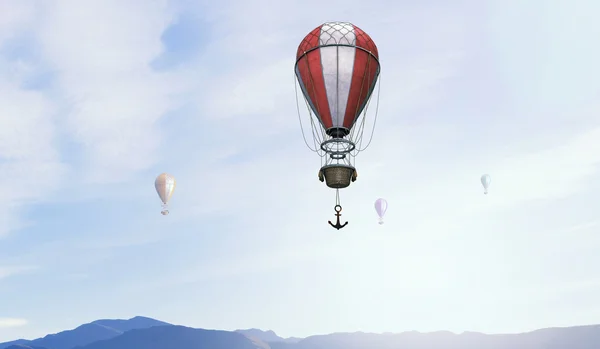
74 326 269 349
236 328 302 343
4 317 600 349
0 316 170 349
4 345 49 349
269 324 600 349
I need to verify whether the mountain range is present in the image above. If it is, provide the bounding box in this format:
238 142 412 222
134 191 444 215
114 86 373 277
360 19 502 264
2 316 600 349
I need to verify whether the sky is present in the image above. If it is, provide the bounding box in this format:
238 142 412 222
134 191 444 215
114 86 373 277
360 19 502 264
1 0 600 342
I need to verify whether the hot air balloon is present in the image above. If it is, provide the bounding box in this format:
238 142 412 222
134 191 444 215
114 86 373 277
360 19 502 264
155 173 176 215
481 174 491 195
295 21 381 229
374 198 387 224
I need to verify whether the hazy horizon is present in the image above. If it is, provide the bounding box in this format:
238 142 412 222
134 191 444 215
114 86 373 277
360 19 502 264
6 314 600 342
2 0 600 342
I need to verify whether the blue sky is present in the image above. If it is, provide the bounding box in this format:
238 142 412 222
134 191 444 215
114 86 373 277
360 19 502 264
2 0 600 342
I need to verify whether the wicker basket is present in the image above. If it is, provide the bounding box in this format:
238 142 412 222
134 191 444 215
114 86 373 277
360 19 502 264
319 164 357 188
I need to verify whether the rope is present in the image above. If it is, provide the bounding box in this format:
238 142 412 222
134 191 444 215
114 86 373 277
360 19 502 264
356 73 381 152
348 53 370 142
294 73 319 152
353 54 379 152
306 99 325 154
348 53 382 155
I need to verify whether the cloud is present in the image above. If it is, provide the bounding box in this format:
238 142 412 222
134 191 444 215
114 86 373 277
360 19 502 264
485 126 600 205
0 2 62 239
0 56 65 238
0 0 35 42
65 273 90 280
0 0 197 239
0 318 27 328
36 0 188 184
0 265 37 280
567 221 598 233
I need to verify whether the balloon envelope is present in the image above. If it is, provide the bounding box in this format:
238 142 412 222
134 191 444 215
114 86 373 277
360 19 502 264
481 174 491 193
295 22 380 136
155 173 176 204
374 198 388 218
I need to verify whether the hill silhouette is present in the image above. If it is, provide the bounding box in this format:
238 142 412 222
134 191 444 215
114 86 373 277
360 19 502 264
75 326 268 349
89 316 170 333
0 316 169 349
5 345 48 349
0 342 30 349
269 325 600 349
236 329 301 343
3 316 600 349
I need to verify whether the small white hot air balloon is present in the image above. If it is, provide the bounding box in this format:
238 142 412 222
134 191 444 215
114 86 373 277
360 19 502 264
155 173 176 215
481 174 491 195
374 198 388 225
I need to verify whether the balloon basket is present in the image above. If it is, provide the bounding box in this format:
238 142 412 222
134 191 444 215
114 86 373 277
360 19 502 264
319 164 356 189
160 203 169 215
378 220 384 225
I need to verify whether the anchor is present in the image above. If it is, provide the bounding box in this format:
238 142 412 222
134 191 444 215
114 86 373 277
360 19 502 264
328 205 348 230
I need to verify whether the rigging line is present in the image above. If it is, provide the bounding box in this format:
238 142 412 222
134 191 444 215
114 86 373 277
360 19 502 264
301 46 330 156
308 107 324 145
300 90 325 155
348 51 372 141
302 93 325 147
353 101 371 149
353 104 370 146
354 55 375 150
309 113 325 157
295 73 319 152
356 73 381 152
303 49 330 143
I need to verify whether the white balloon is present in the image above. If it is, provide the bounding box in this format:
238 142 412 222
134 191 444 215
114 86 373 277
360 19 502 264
481 174 491 194
155 173 176 215
374 198 388 224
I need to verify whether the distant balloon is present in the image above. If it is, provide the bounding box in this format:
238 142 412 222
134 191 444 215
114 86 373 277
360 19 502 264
374 198 388 225
155 173 176 215
481 174 491 194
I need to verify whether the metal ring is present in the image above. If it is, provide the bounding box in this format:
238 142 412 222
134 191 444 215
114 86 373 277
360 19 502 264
320 138 356 154
334 205 342 213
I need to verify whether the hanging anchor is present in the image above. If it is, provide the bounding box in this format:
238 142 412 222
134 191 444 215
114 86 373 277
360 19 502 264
328 205 348 230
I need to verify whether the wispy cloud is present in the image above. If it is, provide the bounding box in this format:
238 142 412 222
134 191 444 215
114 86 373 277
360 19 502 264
0 2 62 239
0 318 27 328
567 221 598 233
0 265 37 280
37 0 188 184
0 0 195 240
0 72 65 238
65 273 89 280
